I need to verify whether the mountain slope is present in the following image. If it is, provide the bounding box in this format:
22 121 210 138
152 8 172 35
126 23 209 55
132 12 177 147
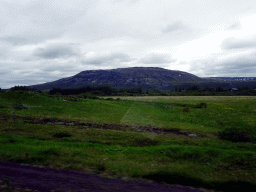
28 67 215 90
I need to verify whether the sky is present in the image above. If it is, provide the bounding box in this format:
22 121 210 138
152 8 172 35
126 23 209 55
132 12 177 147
1 0 256 89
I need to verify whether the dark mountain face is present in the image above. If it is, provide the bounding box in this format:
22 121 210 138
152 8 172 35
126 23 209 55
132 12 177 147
28 67 214 90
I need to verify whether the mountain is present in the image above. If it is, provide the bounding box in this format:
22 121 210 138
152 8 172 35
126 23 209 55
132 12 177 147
28 67 218 91
27 67 256 91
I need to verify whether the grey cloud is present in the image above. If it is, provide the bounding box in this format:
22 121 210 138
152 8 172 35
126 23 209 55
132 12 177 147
0 34 60 45
221 37 256 50
0 44 10 58
40 63 80 73
0 69 44 88
227 22 242 30
83 53 133 65
162 21 187 34
139 53 175 64
112 0 140 4
189 52 256 77
0 1 95 45
33 43 80 59
0 65 79 89
1 36 30 45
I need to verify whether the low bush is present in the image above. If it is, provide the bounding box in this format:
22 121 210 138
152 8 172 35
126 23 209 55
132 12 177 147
53 130 72 138
79 92 99 99
182 106 190 112
217 127 252 143
105 98 114 101
141 170 205 188
133 137 159 147
195 102 207 108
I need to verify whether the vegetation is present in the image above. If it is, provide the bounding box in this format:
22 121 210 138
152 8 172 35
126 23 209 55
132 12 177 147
7 84 256 96
0 90 256 191
45 85 256 96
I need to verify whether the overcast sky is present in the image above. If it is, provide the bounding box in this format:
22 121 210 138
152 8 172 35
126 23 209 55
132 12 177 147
1 0 256 89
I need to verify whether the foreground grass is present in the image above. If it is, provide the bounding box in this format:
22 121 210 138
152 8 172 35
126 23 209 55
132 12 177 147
0 92 256 191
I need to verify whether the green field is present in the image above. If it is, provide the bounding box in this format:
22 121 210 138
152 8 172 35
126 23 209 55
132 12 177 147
0 91 256 191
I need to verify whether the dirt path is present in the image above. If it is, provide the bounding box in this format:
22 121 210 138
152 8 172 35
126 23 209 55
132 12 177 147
0 116 202 137
0 161 219 192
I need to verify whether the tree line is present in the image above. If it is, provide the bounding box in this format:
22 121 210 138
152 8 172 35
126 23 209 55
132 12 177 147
48 85 256 96
48 86 143 96
3 84 256 96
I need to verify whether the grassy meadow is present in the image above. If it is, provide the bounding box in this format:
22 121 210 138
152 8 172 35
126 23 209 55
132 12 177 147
0 91 256 191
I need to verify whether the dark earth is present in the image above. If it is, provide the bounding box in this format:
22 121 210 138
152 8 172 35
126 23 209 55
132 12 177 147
0 161 219 192
0 116 202 137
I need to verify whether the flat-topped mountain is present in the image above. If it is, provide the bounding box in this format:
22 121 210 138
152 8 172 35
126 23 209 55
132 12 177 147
27 67 230 90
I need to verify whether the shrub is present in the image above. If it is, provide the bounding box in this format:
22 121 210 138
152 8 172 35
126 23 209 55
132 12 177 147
79 92 99 99
105 98 114 101
217 127 252 142
182 106 190 112
133 137 159 147
95 159 107 173
53 130 72 138
195 102 207 108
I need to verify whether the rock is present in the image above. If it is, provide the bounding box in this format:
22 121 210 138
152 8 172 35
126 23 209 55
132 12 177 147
188 133 197 138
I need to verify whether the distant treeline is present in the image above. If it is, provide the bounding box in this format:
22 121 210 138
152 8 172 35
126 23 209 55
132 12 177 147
3 85 256 96
48 86 142 96
9 86 42 93
48 85 256 96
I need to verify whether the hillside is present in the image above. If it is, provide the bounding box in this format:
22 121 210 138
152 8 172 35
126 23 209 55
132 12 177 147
28 67 216 90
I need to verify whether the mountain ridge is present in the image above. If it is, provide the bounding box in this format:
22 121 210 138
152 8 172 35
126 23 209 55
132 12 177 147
28 67 215 90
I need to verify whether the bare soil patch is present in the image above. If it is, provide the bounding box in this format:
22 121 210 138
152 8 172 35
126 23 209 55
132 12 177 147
0 116 202 137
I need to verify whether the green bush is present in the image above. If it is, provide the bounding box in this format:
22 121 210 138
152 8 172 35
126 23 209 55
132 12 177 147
53 130 72 138
105 98 114 101
133 137 159 147
217 127 252 143
195 102 207 108
182 106 190 112
79 92 99 99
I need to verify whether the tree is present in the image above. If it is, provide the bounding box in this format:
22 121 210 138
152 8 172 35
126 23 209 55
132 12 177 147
216 86 223 92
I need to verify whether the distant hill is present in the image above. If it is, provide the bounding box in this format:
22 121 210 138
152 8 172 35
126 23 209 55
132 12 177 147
208 77 256 81
27 67 210 90
27 67 256 91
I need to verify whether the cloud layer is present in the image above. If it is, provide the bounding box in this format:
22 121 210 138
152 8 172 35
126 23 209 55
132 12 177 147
1 0 256 88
